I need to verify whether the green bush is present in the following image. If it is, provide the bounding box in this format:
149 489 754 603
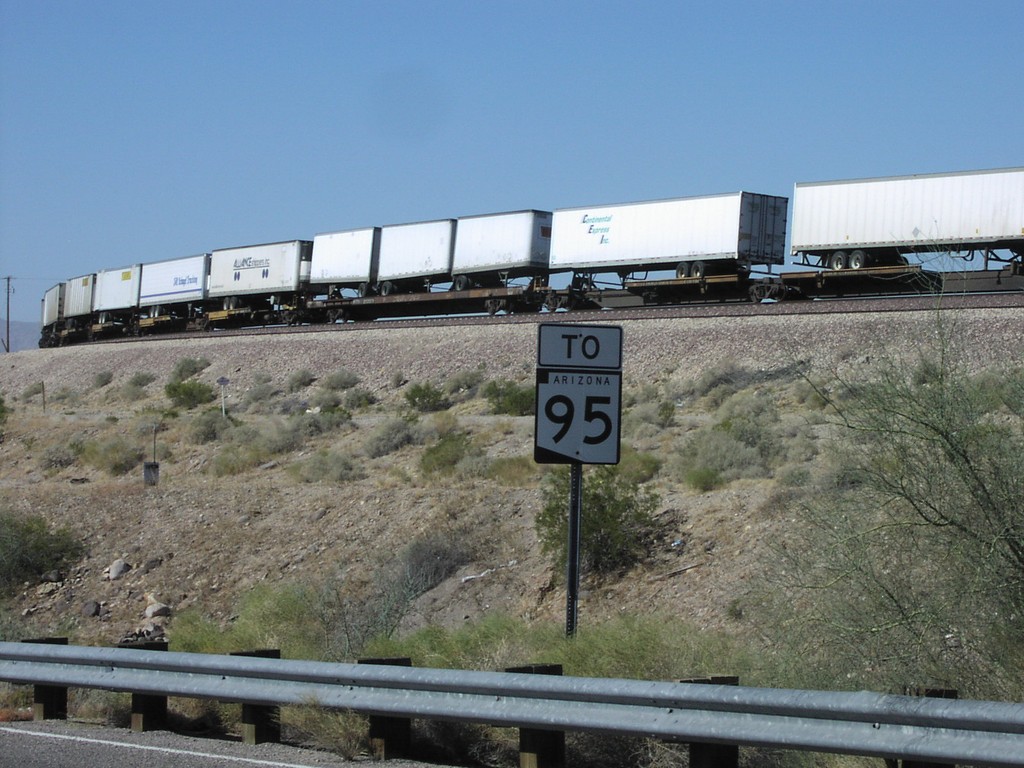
0 511 83 591
343 388 376 410
485 456 537 486
288 451 364 484
420 432 471 476
190 409 235 443
286 369 316 392
21 382 44 400
365 417 417 458
38 444 77 471
78 436 144 475
165 380 216 409
0 393 8 424
169 357 211 384
321 368 360 391
537 465 659 574
446 369 485 397
684 467 724 491
404 382 449 412
128 372 157 388
92 371 114 389
481 380 535 416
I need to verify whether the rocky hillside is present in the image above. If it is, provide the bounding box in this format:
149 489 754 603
1 307 1021 651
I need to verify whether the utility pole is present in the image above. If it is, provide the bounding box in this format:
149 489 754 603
2 276 11 353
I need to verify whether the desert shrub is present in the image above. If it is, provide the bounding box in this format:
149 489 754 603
624 400 675 435
21 382 44 400
38 444 77 471
293 409 351 437
92 370 114 389
242 379 280 411
190 409 235 443
482 379 534 416
169 357 210 384
684 467 724 492
0 511 83 591
321 368 360 391
288 451 363 484
165 380 216 409
485 456 537 486
616 446 661 483
209 420 306 476
342 388 376 410
311 531 475 660
673 428 764 483
405 382 449 412
365 417 417 458
537 465 659 574
78 436 144 475
129 372 157 388
287 369 316 392
0 393 8 424
673 360 757 402
446 369 485 397
420 432 472 476
308 389 342 412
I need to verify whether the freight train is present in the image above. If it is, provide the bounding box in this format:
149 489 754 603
39 167 1024 347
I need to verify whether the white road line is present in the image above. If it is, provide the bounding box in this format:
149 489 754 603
0 725 331 768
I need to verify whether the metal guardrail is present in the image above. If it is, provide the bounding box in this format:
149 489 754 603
2 641 1024 766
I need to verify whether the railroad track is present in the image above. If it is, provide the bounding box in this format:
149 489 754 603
87 290 1023 345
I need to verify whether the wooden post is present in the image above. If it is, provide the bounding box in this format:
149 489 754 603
682 676 740 768
358 657 412 760
117 639 169 732
230 650 281 744
506 664 565 768
22 638 68 721
899 687 958 768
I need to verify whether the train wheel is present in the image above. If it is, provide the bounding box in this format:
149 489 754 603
675 262 690 278
848 250 869 270
828 251 848 270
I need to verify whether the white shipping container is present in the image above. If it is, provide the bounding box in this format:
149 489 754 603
452 210 552 274
139 254 210 307
63 274 96 318
550 192 787 270
791 167 1024 254
208 241 312 298
94 264 142 312
377 219 456 282
310 228 380 285
41 283 65 327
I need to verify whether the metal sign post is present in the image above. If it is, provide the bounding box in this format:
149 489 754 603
535 323 622 637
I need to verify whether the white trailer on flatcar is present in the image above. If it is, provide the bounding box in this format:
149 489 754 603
451 210 552 290
791 167 1024 270
550 192 787 279
376 219 456 294
139 253 210 309
208 241 312 306
310 227 381 297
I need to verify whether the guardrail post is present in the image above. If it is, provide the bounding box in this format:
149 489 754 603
506 664 565 768
682 676 739 768
358 657 412 759
22 637 68 721
117 639 169 732
896 687 958 768
230 649 281 745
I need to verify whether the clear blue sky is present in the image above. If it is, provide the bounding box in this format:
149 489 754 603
1 0 1020 323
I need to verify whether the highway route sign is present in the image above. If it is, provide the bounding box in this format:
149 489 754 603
534 324 622 465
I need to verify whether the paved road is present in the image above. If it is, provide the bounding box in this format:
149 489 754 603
0 721 451 768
